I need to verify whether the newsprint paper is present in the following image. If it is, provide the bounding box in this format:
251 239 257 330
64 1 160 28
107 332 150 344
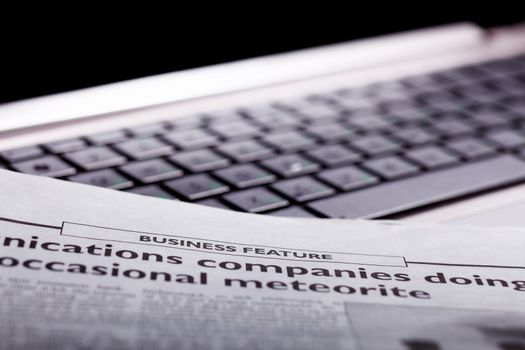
1 170 525 350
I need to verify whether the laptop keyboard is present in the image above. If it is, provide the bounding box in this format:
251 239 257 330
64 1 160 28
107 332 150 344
2 54 525 218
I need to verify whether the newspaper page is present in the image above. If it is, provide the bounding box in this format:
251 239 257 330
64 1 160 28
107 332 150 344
0 169 524 350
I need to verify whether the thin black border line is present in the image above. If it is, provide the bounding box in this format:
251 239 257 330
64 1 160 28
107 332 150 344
0 216 61 230
62 221 405 261
62 233 407 267
407 261 525 270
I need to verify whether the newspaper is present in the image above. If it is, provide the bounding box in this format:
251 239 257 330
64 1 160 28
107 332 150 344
1 169 524 350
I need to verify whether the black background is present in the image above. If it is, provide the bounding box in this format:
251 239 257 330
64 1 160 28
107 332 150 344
1 9 523 104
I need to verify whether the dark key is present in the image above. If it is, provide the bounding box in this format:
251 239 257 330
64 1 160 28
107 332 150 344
169 116 203 130
114 137 174 160
223 188 289 213
64 147 127 170
208 120 261 140
164 174 229 200
405 146 460 169
163 129 219 150
274 98 316 112
446 138 496 160
456 83 507 103
381 98 421 114
306 145 361 167
401 72 453 90
262 131 317 152
169 149 231 173
347 116 392 131
241 105 283 119
120 159 183 183
127 122 169 137
269 206 317 217
217 140 274 163
11 155 77 177
68 169 134 190
485 129 525 149
297 105 341 124
306 123 358 142
363 156 420 180
308 155 525 218
272 177 335 202
508 97 525 117
261 154 320 178
392 127 437 146
317 166 379 191
350 136 402 156
195 198 230 209
490 76 525 98
481 57 525 75
127 185 176 199
390 108 430 123
204 111 245 124
86 130 128 145
0 146 44 163
430 119 475 138
249 112 301 130
214 164 276 188
43 138 87 154
403 340 440 350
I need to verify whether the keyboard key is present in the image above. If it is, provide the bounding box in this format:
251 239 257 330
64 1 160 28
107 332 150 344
350 136 402 156
272 177 335 202
306 123 358 142
317 166 379 191
485 129 525 149
468 107 510 128
308 155 525 218
363 156 420 180
223 188 289 213
269 206 317 218
390 108 430 123
163 129 219 150
214 164 276 188
261 154 320 178
392 127 437 146
297 106 341 124
204 111 246 124
217 140 274 163
249 112 301 130
68 169 133 190
64 147 127 170
169 116 203 130
127 122 169 137
381 98 421 114
262 131 317 152
347 116 392 131
208 120 261 139
455 83 506 103
169 149 230 173
11 155 77 177
164 174 229 200
43 138 87 154
195 198 229 209
0 146 44 163
127 185 176 199
405 146 460 169
446 138 496 160
306 145 361 167
86 130 128 145
120 159 183 183
430 119 475 138
114 137 174 160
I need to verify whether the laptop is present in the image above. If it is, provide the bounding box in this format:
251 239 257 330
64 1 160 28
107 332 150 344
0 15 524 223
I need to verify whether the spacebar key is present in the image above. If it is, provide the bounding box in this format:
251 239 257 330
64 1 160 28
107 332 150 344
308 155 525 218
